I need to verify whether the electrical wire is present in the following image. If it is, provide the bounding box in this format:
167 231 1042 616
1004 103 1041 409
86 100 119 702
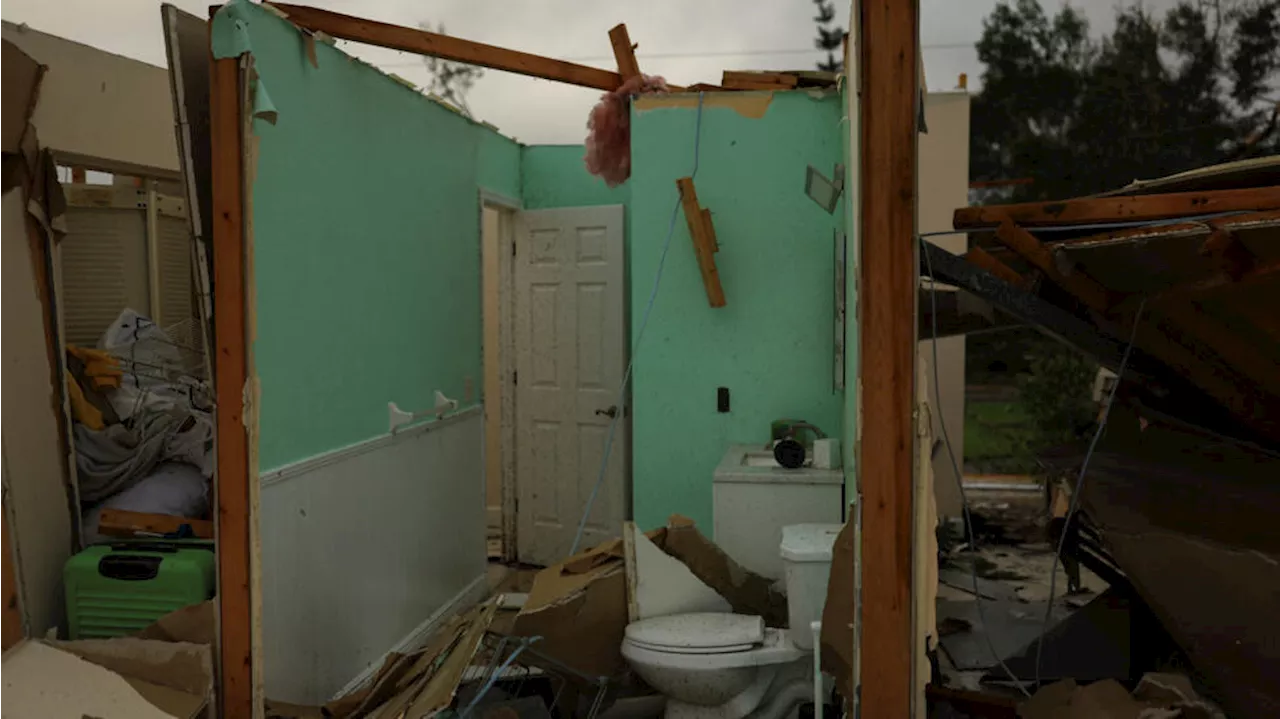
1033 297 1147 689
920 235 1033 698
568 93 707 556
458 635 543 718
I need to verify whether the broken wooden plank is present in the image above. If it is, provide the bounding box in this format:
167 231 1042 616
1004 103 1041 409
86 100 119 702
98 509 215 539
675 177 726 308
701 208 718 252
269 3 624 91
608 24 640 82
964 246 1029 289
994 219 1112 312
954 186 1280 229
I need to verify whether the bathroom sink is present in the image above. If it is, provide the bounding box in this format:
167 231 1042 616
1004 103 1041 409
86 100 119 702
741 451 811 469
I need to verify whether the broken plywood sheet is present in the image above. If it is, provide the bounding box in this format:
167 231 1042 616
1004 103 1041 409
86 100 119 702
3 639 208 719
624 521 730 621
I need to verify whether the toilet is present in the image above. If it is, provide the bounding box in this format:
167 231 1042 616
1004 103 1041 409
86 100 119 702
621 524 843 719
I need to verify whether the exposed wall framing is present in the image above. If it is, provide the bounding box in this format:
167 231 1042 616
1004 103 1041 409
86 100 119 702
857 0 920 716
210 52 255 719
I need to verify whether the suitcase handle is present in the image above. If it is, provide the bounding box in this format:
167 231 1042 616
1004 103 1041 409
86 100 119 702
98 554 162 581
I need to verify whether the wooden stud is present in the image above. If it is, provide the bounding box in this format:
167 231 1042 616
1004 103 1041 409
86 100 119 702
675 177 726 308
608 24 640 82
211 54 254 719
858 0 918 714
963 246 1030 289
270 3 624 91
954 186 1280 230
994 219 1112 312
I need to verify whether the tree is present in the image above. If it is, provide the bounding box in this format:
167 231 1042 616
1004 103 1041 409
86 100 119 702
813 0 844 73
971 0 1280 203
418 22 483 118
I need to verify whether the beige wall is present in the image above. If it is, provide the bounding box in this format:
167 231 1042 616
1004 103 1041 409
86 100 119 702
2 190 74 638
2 21 179 176
918 91 971 519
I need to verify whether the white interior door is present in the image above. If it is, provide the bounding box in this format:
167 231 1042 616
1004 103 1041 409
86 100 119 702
514 205 627 566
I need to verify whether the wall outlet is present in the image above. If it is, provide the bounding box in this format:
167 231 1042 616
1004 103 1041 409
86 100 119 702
717 387 730 413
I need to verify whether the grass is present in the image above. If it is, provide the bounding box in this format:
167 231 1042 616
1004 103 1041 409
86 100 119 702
965 400 1038 474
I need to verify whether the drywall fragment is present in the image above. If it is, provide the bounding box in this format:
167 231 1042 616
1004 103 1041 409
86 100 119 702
635 92 773 119
3 640 178 719
210 1 254 59
627 522 730 620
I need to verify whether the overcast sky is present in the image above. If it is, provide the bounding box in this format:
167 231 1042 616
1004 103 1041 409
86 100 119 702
2 0 1182 145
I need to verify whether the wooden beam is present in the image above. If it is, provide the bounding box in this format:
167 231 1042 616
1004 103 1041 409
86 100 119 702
954 186 1280 230
675 177 726 307
994 219 1112 312
97 509 215 540
211 54 254 719
270 3 625 91
963 246 1030 289
607 24 640 82
858 0 918 714
721 71 799 91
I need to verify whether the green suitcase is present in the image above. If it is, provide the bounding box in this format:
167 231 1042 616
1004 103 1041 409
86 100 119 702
64 541 215 639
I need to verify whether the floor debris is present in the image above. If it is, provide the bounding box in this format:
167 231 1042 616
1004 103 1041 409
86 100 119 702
1018 674 1226 719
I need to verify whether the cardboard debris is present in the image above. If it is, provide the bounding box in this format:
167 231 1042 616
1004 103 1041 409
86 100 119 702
325 597 501 719
1018 674 1226 719
820 520 855 699
134 599 217 646
512 515 787 679
3 636 214 719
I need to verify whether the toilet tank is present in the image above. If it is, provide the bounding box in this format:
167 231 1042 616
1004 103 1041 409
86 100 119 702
713 445 844 580
780 524 843 650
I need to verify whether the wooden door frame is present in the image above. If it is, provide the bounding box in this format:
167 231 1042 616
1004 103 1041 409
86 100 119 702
480 190 521 564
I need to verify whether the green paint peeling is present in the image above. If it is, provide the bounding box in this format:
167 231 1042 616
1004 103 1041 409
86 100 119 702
629 91 848 530
215 2 521 471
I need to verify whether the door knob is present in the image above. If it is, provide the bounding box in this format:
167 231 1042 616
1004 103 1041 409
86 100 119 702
595 405 619 419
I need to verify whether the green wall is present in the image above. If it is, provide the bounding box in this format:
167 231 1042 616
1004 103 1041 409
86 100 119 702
629 91 847 530
521 145 629 209
214 2 521 470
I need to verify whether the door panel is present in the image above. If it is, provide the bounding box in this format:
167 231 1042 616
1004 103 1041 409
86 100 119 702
515 205 626 566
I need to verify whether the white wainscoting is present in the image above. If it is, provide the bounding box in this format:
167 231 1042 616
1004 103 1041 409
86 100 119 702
259 408 487 704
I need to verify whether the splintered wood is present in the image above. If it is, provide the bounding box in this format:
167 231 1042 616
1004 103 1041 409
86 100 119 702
676 177 726 308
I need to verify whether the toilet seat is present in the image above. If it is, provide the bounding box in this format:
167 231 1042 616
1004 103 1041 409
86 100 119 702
622 613 804 671
626 613 764 654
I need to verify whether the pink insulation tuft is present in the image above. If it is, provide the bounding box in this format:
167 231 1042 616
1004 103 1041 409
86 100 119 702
584 74 669 187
